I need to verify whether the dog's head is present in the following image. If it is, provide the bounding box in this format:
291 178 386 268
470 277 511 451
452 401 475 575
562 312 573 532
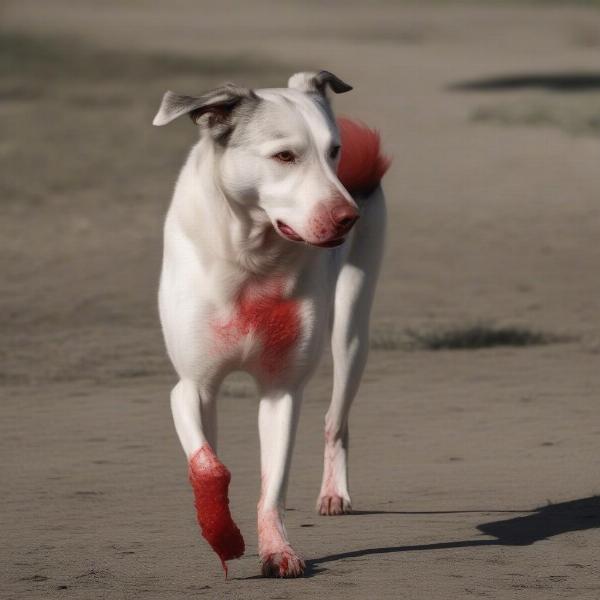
153 71 359 247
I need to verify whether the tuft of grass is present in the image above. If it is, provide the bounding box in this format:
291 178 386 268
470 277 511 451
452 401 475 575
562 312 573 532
371 323 571 351
370 326 413 351
470 101 600 137
406 324 561 350
0 31 289 83
472 105 553 127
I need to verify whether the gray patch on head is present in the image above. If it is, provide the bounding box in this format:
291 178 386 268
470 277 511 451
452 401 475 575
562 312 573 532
287 91 338 139
225 86 340 153
222 94 264 147
226 96 289 148
287 72 346 136
310 92 336 125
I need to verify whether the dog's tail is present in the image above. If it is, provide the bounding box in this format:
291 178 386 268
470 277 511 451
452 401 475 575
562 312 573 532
336 117 391 196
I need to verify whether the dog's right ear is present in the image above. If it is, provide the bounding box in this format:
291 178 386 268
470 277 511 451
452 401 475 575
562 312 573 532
152 84 256 128
288 71 353 96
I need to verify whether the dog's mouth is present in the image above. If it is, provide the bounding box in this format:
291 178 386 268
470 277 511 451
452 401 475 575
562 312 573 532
276 221 304 242
275 220 346 248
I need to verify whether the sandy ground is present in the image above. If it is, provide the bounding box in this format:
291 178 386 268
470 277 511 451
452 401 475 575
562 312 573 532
2 1 600 598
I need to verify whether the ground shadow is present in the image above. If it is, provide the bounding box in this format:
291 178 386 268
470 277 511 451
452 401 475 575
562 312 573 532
350 508 531 516
448 72 600 92
477 496 600 545
302 496 600 576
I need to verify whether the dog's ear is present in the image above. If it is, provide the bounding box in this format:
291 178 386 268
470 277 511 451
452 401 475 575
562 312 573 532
287 70 353 96
152 84 257 132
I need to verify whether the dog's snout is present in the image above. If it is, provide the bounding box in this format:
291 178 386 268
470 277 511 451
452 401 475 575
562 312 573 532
330 204 359 234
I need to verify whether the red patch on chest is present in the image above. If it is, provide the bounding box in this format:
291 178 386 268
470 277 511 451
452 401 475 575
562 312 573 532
188 445 245 576
336 117 391 195
213 279 300 376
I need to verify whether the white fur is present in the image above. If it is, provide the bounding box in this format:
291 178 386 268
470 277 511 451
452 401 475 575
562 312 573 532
156 74 386 576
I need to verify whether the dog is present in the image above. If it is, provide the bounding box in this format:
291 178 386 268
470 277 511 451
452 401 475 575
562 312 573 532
153 70 390 578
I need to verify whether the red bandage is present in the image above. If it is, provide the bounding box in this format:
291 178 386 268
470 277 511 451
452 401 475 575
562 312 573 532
188 445 245 575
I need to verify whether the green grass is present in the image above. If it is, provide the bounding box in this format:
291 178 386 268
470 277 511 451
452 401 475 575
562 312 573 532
371 323 570 351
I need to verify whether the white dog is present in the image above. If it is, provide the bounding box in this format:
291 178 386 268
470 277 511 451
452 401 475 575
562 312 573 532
153 70 389 578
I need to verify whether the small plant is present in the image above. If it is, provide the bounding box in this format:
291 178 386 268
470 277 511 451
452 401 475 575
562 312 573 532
371 323 571 351
469 101 600 138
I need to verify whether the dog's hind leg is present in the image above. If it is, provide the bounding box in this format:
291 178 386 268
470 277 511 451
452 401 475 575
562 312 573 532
257 389 305 577
171 379 245 574
317 185 386 516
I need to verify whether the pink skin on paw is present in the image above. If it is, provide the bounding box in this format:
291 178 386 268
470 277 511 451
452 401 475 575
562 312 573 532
318 494 352 516
258 507 305 577
188 445 245 576
261 548 305 578
317 431 352 516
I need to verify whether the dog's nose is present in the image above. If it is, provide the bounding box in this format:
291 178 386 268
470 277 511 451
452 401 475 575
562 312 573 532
330 204 359 234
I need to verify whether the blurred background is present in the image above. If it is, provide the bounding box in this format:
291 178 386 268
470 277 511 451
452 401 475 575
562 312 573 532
2 1 599 598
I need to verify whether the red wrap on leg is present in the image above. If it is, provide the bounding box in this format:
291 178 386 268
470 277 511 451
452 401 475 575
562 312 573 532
188 444 245 575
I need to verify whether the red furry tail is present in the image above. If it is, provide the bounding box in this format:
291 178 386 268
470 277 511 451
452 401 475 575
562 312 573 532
336 117 391 196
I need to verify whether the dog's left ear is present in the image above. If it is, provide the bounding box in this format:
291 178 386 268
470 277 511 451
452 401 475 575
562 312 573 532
152 84 257 129
288 70 353 96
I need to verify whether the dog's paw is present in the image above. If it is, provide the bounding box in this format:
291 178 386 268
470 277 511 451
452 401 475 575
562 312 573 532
317 494 352 516
260 546 305 578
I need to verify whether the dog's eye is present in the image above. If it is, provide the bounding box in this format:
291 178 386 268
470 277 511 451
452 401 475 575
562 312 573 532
329 145 341 160
272 150 297 163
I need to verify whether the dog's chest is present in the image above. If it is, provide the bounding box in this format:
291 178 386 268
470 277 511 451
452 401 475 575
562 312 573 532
211 278 308 377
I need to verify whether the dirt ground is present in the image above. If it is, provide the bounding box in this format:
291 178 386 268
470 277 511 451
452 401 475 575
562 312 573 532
2 1 600 598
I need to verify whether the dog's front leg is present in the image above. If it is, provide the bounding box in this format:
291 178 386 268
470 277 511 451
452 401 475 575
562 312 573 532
257 389 305 577
171 379 245 574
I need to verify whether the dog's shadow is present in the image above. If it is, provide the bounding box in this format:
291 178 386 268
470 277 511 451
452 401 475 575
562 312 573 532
298 496 600 577
237 496 599 579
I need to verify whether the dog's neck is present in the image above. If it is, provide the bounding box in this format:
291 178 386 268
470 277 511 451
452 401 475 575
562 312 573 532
173 138 316 280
